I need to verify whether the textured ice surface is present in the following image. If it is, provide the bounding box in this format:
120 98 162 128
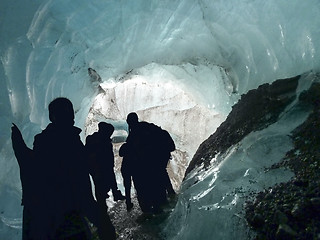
162 90 312 239
1 0 320 239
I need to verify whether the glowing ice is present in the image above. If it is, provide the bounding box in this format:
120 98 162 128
1 0 320 239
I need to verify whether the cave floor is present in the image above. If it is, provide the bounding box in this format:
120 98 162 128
105 196 176 240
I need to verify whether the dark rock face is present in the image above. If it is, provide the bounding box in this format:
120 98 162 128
245 81 320 240
184 72 320 239
186 75 300 176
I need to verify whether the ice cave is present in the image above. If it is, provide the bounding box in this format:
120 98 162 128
1 0 320 239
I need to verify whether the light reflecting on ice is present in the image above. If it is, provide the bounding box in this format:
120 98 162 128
1 0 320 239
0 217 22 229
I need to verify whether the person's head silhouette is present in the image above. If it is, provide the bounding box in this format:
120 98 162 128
98 122 114 137
49 97 75 126
126 112 139 129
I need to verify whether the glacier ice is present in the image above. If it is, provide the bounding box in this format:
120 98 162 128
161 81 312 239
1 0 320 239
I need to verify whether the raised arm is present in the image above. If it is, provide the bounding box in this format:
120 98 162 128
11 123 33 166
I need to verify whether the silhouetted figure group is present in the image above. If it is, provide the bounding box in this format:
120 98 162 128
11 97 176 240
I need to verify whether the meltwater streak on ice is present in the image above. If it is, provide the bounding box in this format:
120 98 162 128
0 217 22 229
162 85 312 239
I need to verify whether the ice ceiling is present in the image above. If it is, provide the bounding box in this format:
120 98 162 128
1 0 320 239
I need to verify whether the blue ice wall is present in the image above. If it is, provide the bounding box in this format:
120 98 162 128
1 0 320 239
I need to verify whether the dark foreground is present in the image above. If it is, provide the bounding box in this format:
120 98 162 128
94 196 176 240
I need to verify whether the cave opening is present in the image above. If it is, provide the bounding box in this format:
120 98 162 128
83 70 226 192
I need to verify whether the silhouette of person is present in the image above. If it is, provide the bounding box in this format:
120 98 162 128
125 112 176 214
85 122 125 205
119 143 135 211
31 97 116 240
11 123 41 240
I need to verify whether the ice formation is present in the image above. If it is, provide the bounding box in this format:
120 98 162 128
1 0 320 239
